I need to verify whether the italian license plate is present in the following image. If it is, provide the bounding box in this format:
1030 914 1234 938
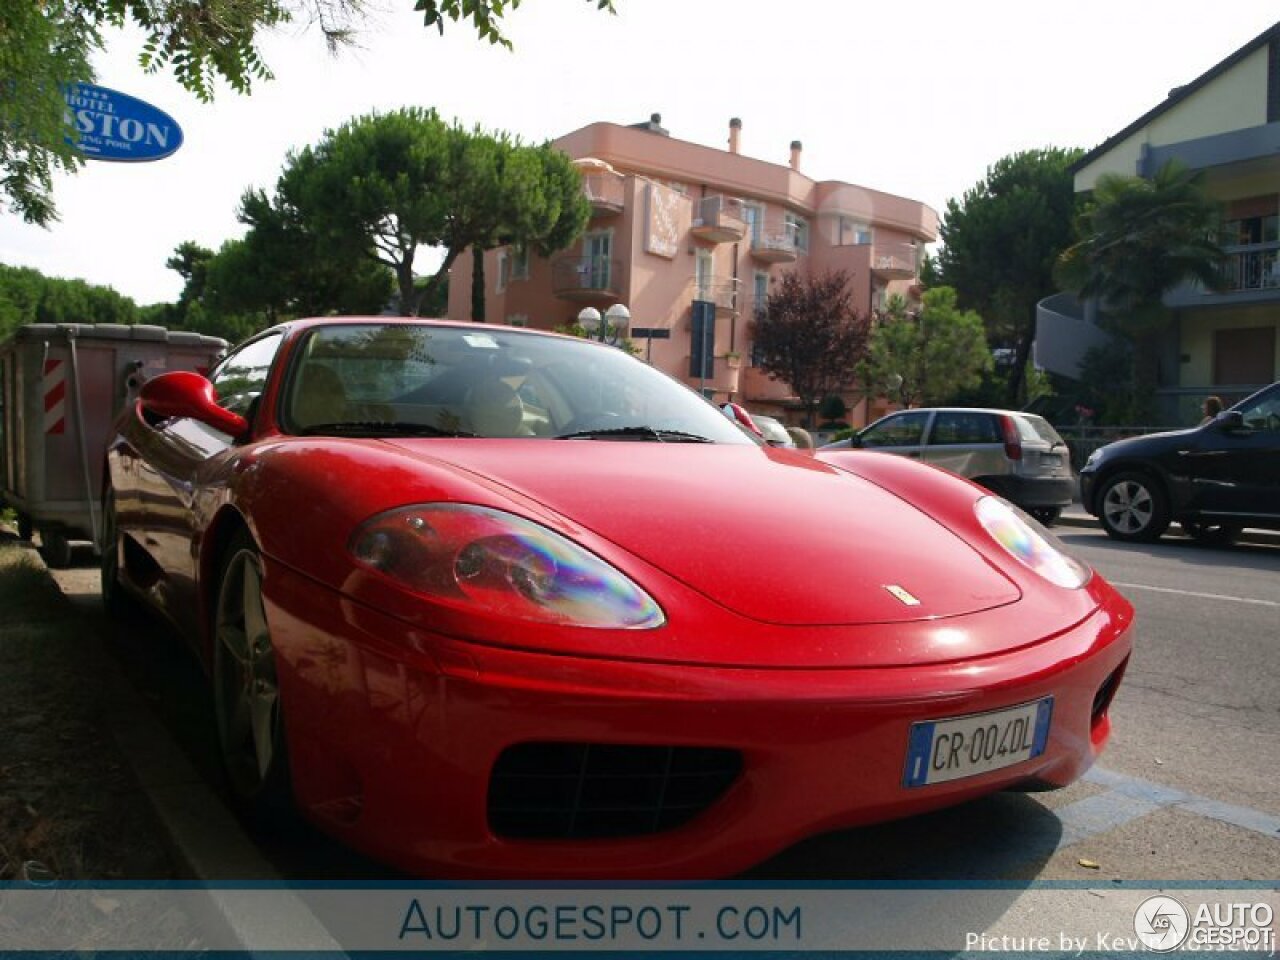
903 697 1053 787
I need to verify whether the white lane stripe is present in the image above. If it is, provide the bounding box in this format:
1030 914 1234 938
1111 581 1280 608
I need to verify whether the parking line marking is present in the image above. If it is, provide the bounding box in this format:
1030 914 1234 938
1054 791 1164 847
1082 767 1280 840
1110 581 1280 608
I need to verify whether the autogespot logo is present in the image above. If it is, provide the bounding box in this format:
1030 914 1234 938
1134 895 1191 952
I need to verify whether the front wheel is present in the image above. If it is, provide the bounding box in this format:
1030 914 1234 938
212 531 292 819
1181 520 1242 546
1098 472 1170 543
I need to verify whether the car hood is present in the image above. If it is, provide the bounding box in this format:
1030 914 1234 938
379 440 1021 626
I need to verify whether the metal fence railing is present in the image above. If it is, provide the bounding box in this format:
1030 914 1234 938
1054 425 1165 471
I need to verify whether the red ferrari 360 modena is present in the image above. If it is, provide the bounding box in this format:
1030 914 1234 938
103 317 1133 879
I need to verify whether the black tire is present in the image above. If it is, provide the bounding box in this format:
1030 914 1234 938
100 486 141 620
1097 472 1171 543
212 530 292 820
1030 507 1061 527
1181 520 1242 546
16 512 34 542
38 529 73 568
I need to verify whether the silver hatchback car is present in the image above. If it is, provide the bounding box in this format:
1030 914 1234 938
821 408 1074 524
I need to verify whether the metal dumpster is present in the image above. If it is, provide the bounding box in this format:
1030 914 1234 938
0 323 227 566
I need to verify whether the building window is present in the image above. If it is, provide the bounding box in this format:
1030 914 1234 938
695 250 714 300
840 218 872 245
742 202 764 245
785 212 809 252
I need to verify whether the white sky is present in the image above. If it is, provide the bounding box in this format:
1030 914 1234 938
2 0 1277 306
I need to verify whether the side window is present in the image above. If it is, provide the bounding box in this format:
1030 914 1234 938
861 411 930 448
210 333 283 418
930 412 999 445
1239 387 1280 432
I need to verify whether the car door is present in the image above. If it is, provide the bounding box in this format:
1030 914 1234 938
139 332 284 634
857 410 932 459
1187 384 1280 521
921 410 1003 480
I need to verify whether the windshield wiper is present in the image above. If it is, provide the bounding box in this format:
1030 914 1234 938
554 426 714 443
297 421 475 438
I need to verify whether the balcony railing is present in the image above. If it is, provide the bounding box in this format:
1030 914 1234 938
750 221 798 263
551 256 623 300
692 278 740 313
582 172 625 214
871 240 919 279
691 196 746 243
1221 243 1280 292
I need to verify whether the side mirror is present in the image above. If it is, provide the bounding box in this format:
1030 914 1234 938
849 432 865 449
139 371 249 439
1215 410 1245 431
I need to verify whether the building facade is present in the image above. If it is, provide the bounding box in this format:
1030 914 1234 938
447 115 938 426
1038 22 1280 424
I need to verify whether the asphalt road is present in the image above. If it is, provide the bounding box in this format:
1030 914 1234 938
47 527 1280 883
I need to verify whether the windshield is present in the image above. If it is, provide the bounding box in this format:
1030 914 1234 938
282 323 756 444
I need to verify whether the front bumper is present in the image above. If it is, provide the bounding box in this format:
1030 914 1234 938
263 561 1133 880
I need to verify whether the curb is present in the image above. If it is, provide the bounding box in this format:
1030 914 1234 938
21 534 345 953
1056 511 1280 547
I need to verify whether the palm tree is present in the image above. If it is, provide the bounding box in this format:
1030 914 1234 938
1056 159 1225 421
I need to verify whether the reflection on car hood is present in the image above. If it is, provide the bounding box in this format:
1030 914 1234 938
380 440 1020 626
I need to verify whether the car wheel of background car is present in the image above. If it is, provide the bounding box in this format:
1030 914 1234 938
213 530 292 820
1030 507 1061 527
1180 520 1243 546
37 528 73 568
1098 472 1170 543
100 486 140 620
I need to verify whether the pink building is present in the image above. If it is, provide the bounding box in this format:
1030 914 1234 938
447 114 938 426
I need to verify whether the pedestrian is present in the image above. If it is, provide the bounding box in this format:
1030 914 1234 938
1200 395 1223 425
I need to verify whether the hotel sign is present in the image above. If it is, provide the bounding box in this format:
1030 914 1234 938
63 83 183 162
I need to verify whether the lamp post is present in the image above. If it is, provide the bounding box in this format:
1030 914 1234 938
577 304 630 346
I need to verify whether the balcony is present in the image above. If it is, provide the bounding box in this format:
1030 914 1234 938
750 222 798 263
692 278 740 316
870 240 919 279
582 171 625 215
1222 243 1280 292
691 196 746 243
1166 242 1280 307
551 256 624 301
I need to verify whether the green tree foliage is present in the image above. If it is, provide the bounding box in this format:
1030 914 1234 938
752 270 870 427
935 147 1083 405
3 0 614 225
0 264 141 340
418 0 615 48
269 108 588 315
0 0 94 225
860 288 992 409
1056 159 1224 420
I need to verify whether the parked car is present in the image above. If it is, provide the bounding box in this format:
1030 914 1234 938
103 318 1132 879
821 408 1075 525
1078 380 1280 544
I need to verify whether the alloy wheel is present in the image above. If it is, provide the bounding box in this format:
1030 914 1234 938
1102 480 1153 535
213 546 282 801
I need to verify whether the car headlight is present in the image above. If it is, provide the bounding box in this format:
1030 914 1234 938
974 496 1092 589
349 504 665 629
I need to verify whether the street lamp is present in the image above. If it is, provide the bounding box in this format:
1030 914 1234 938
577 304 630 345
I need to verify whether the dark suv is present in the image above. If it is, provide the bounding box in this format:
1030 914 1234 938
1079 381 1280 543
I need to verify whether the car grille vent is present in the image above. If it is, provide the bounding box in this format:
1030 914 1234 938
488 743 742 840
1092 659 1128 723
